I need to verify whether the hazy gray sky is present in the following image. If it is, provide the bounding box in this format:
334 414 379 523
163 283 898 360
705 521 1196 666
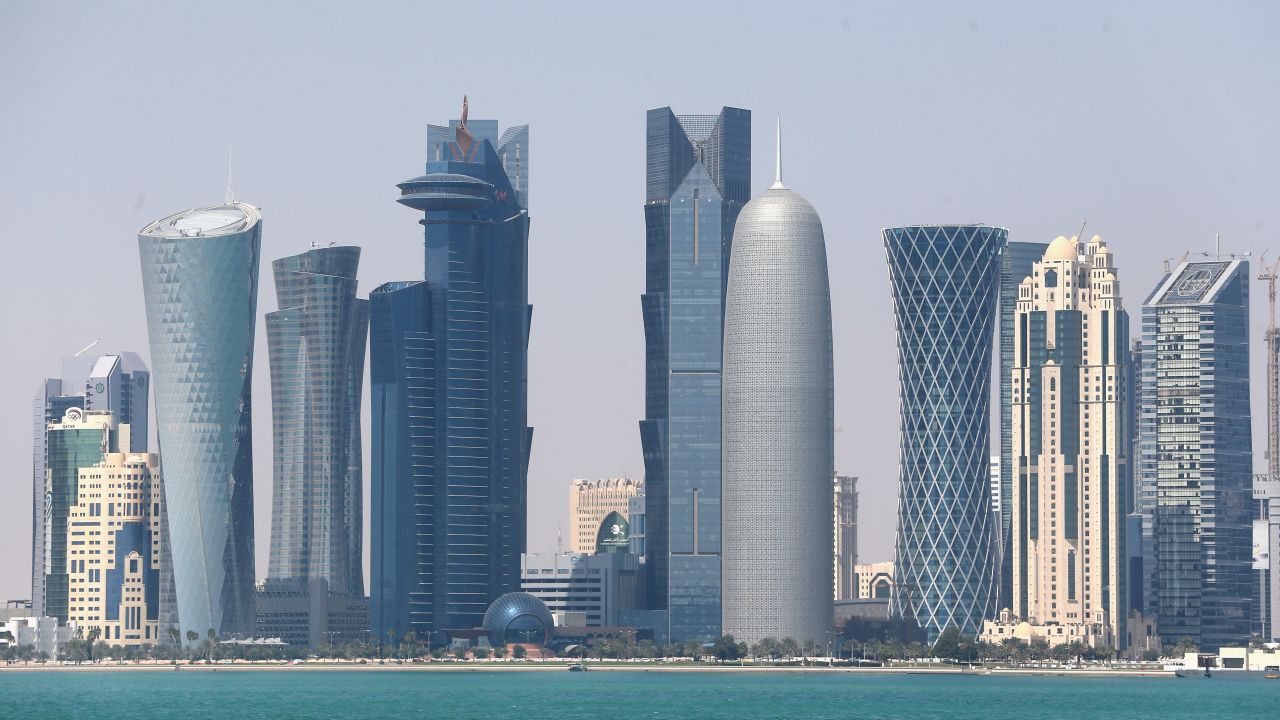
2 1 1278 602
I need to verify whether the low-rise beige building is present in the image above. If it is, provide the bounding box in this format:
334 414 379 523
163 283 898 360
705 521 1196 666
67 439 163 646
568 478 642 554
853 561 893 600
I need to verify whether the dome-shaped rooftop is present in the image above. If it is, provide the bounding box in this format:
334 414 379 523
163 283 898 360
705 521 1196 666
1044 235 1078 261
397 172 495 211
483 592 553 646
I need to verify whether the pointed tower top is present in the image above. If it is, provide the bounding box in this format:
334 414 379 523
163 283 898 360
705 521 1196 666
771 116 785 190
224 140 236 205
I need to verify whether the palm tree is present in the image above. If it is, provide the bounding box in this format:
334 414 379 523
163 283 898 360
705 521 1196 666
167 627 180 648
86 628 102 663
402 631 417 660
185 630 199 661
386 629 397 660
207 629 219 662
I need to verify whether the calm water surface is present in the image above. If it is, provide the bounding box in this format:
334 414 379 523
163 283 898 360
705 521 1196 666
1 669 1275 719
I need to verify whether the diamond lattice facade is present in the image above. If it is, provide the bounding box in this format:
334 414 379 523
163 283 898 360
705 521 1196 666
884 225 1004 642
138 202 261 639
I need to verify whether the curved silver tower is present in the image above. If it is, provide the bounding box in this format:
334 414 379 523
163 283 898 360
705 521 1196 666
139 202 261 639
722 123 834 646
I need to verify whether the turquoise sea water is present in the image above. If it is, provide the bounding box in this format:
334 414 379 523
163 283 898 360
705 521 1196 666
1 669 1275 719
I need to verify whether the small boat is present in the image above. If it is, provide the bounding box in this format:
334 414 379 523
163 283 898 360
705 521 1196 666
568 662 588 672
1265 673 1279 680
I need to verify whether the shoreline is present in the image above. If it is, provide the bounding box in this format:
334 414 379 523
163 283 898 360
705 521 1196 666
0 662 1176 678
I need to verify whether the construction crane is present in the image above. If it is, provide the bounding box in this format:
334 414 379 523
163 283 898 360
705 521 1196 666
1259 251 1280 475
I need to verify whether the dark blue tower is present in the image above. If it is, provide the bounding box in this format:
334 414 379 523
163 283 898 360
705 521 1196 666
639 106 750 642
370 99 531 643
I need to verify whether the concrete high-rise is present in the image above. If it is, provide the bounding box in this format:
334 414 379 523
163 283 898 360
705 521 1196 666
265 246 368 598
370 99 532 642
884 224 1004 642
139 201 261 639
32 352 148 617
722 128 833 647
640 105 750 643
1005 235 1131 648
998 240 1049 609
569 478 643 554
1141 258 1253 650
834 475 859 600
43 408 116 623
68 443 163 645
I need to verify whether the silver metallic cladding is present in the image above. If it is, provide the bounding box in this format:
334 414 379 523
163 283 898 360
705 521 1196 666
722 187 834 646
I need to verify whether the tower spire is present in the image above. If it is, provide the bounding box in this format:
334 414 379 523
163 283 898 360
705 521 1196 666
771 116 785 189
224 140 235 205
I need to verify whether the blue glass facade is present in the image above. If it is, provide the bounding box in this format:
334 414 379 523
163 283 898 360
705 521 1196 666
370 109 531 643
266 246 368 598
1141 260 1253 650
139 203 261 638
884 225 1004 641
997 240 1048 611
639 106 749 642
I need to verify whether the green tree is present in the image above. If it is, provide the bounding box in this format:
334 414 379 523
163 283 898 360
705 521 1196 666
452 646 467 660
402 631 418 660
512 644 527 660
85 628 102 663
473 647 490 660
780 637 800 659
207 629 219 662
712 634 742 662
493 645 508 659
185 630 199 662
931 627 978 663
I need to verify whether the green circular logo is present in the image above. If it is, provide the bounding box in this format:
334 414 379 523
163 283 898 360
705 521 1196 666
95 383 105 394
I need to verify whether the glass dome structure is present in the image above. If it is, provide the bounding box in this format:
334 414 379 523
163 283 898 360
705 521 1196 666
483 592 553 645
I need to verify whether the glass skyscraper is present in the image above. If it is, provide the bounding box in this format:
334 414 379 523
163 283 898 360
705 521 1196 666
1141 259 1253 650
884 225 1004 642
997 240 1048 611
370 103 532 642
32 352 149 617
639 106 749 642
139 202 261 639
265 246 368 598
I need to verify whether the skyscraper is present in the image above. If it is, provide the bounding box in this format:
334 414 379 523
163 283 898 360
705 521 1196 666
1005 235 1131 648
723 129 833 647
138 201 261 639
998 240 1049 610
834 475 859 600
370 100 532 642
639 106 750 643
884 224 1004 642
44 408 116 623
32 352 149 617
1142 258 1253 650
265 246 368 598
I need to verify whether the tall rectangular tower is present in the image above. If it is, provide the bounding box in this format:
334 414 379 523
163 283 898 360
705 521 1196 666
32 353 149 618
998 240 1049 610
265 246 368 598
639 106 749 642
1142 259 1253 650
834 475 859 600
371 101 532 642
1008 235 1130 648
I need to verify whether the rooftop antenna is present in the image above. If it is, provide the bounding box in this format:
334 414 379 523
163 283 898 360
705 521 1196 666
771 116 785 189
1216 233 1221 257
224 140 236 206
73 338 101 357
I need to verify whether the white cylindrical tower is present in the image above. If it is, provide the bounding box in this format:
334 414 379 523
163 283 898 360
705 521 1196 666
722 127 834 647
